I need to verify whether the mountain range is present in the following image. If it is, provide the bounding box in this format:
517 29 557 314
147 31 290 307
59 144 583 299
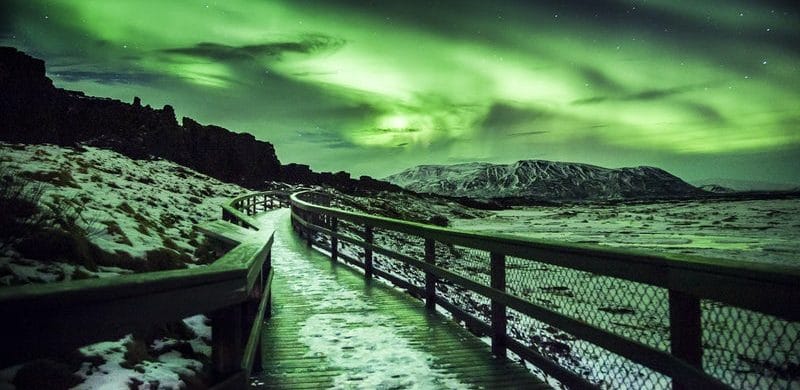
385 160 706 201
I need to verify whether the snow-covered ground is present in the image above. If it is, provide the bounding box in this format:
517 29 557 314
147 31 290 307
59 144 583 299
451 199 800 267
0 143 249 389
0 143 246 284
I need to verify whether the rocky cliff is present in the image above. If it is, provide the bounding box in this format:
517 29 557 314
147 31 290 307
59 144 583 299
0 46 399 193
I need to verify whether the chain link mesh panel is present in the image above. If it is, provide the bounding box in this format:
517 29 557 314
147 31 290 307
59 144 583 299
370 227 426 289
508 306 671 389
506 255 670 352
433 245 493 324
702 300 800 389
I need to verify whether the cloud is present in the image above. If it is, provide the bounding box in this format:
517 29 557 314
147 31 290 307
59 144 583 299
160 34 345 63
683 103 728 125
50 69 163 85
295 129 356 149
579 66 625 94
479 102 549 134
572 84 709 105
508 130 549 137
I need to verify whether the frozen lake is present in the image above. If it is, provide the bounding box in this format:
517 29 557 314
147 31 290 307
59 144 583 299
452 198 800 268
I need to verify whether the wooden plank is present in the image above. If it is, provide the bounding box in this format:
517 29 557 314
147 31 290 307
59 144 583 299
491 252 507 358
241 269 273 376
212 304 243 381
0 276 245 368
0 265 243 311
221 204 260 230
670 290 702 390
196 219 257 246
425 238 436 310
210 370 248 390
364 225 374 279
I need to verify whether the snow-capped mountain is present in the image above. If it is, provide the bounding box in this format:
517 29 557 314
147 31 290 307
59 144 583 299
384 160 704 200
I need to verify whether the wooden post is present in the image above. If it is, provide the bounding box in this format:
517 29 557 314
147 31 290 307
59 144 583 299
242 296 258 372
211 305 243 381
364 226 374 280
490 252 507 359
331 217 339 262
669 290 702 390
264 250 272 318
425 239 436 310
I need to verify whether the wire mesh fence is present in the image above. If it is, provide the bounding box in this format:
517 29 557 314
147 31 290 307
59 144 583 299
370 228 426 289
506 255 670 352
702 300 800 389
507 307 671 389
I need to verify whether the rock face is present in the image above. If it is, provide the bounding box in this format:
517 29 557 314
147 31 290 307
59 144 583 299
0 46 399 193
385 160 705 201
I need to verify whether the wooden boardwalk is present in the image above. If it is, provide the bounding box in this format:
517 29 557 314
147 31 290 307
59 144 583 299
251 209 549 389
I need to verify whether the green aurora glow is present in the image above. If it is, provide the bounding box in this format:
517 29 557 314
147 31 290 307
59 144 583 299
2 0 799 184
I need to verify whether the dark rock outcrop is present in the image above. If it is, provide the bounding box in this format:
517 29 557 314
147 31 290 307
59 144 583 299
0 46 400 193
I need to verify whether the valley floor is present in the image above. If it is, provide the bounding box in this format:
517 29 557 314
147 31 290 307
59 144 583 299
452 198 800 268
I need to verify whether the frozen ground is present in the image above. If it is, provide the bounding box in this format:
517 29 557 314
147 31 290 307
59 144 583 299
451 199 800 268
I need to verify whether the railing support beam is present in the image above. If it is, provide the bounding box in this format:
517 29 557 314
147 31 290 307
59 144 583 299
491 252 507 359
331 217 339 262
425 239 436 311
669 290 703 390
364 225 374 280
211 304 243 381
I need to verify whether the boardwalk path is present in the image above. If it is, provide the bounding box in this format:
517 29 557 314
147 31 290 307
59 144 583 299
250 209 548 389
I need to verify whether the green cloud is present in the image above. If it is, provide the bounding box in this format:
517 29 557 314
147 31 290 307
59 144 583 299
3 0 799 183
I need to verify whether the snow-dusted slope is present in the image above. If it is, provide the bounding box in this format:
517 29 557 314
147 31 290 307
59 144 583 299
0 142 251 388
385 160 703 200
0 142 246 282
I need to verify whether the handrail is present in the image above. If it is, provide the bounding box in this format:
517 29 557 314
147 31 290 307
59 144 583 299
222 191 291 230
290 190 800 390
0 190 290 389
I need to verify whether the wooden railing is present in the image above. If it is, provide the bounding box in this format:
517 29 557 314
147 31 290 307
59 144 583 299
222 191 291 230
290 190 800 390
0 191 288 389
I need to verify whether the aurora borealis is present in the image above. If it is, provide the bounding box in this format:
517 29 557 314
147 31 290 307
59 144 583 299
2 1 799 185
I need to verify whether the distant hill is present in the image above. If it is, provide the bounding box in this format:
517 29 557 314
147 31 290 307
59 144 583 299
691 178 799 192
698 184 736 193
385 160 705 201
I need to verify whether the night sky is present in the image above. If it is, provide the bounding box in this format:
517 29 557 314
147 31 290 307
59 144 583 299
3 0 799 185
